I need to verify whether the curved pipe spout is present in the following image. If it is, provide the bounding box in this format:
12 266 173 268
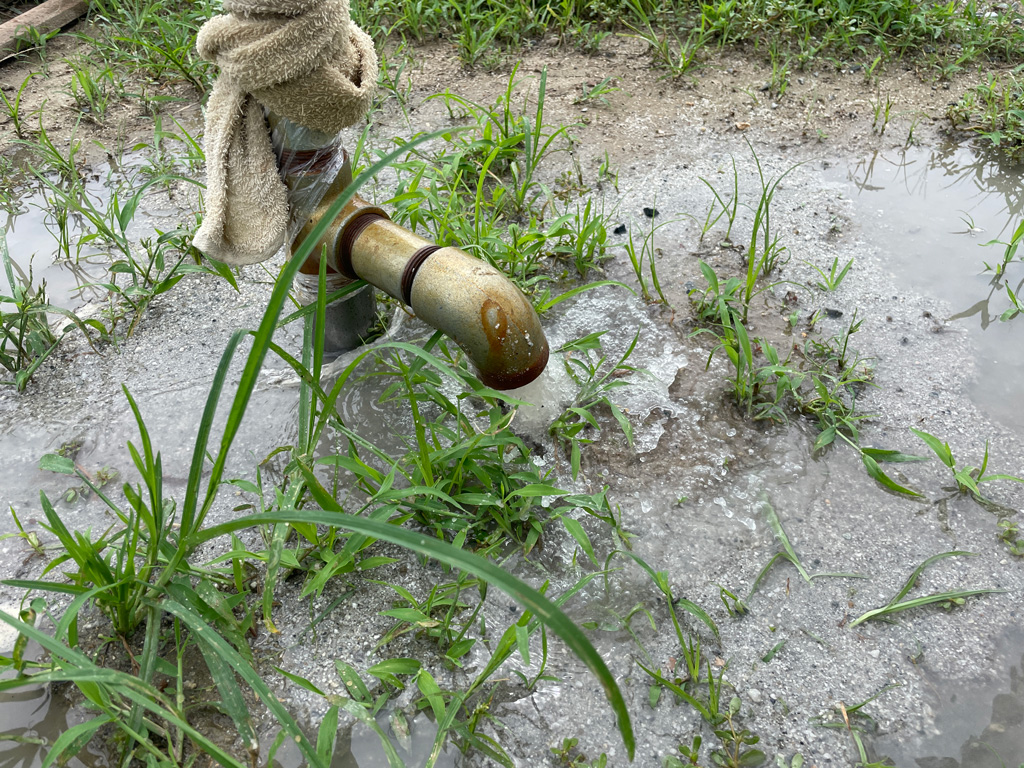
298 185 549 389
278 122 549 389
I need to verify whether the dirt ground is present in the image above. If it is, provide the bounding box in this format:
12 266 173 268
0 23 993 172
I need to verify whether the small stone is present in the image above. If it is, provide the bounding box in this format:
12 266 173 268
748 688 762 704
869 650 880 659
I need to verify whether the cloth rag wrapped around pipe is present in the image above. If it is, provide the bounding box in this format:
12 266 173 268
194 0 378 266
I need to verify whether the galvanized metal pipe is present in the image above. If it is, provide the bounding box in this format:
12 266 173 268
274 116 549 389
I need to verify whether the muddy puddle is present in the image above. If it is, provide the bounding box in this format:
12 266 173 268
0 682 91 768
1 134 1023 767
0 629 92 768
831 144 1024 432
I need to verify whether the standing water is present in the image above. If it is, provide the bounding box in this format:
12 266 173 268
835 145 1024 765
833 145 1024 431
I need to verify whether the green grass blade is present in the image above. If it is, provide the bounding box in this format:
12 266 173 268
609 550 719 641
562 517 597 566
761 498 812 583
888 550 974 607
165 588 257 752
636 660 712 722
910 428 954 468
179 328 248 538
157 595 326 768
535 280 635 313
193 500 637 759
317 705 340 765
3 579 87 596
748 552 784 599
40 715 112 768
861 453 922 497
850 588 1006 627
861 447 928 463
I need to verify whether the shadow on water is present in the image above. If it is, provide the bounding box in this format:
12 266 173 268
836 144 1024 430
873 628 1024 768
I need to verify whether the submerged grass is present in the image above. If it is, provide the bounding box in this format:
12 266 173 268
849 551 1006 627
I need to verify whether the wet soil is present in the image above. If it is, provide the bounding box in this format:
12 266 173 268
2 20 1024 768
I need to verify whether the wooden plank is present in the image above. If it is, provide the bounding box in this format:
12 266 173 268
0 0 88 58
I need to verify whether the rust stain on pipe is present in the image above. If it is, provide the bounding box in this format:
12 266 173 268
403 246 548 390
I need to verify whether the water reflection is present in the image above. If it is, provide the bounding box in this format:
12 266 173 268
0 676 92 768
877 633 1024 768
949 273 1024 331
834 144 1024 430
847 145 1024 240
2 154 183 311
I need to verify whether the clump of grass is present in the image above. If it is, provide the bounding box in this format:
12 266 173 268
25 147 228 337
1 258 60 389
573 76 620 106
948 72 1024 155
358 0 1024 79
67 58 118 120
81 0 214 94
550 330 641 479
623 0 705 78
806 256 854 292
0 73 37 140
624 213 672 304
385 66 632 311
911 429 1024 499
980 221 1024 324
997 519 1024 556
690 232 922 497
1 231 101 390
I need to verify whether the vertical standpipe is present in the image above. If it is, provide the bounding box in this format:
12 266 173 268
269 113 377 357
271 115 550 389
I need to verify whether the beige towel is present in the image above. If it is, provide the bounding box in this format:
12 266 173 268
194 0 378 266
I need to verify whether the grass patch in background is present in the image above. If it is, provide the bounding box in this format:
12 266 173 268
351 0 1024 77
948 71 1024 154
